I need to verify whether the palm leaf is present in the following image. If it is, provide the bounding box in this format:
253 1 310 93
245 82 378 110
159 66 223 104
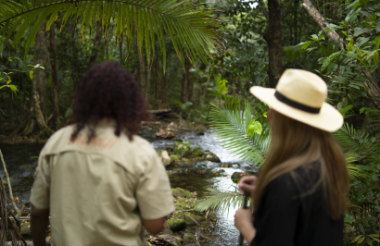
334 123 370 153
346 157 369 181
194 187 250 214
209 96 270 166
0 0 222 64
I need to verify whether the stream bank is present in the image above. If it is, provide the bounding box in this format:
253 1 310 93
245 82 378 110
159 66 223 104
0 124 256 246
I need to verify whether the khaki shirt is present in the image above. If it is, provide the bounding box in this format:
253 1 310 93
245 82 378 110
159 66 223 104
30 120 175 246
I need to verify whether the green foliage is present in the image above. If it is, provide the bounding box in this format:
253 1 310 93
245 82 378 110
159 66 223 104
207 76 229 98
0 71 17 94
194 187 250 214
0 0 221 66
209 96 270 166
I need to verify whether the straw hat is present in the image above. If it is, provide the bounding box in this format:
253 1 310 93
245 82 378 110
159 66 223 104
250 69 343 132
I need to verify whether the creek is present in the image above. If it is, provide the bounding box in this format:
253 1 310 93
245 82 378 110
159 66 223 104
0 130 256 246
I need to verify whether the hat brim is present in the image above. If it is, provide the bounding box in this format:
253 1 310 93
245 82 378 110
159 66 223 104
250 86 343 132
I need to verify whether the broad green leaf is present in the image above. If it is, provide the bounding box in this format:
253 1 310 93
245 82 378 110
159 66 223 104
373 52 379 64
246 120 263 137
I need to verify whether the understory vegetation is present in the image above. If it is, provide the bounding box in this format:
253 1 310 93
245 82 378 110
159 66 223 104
1 0 380 245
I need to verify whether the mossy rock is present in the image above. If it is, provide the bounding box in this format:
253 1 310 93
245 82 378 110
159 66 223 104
175 144 192 157
167 213 186 232
159 234 182 246
172 188 196 198
175 197 198 210
170 154 180 162
20 222 31 236
173 137 183 142
205 152 221 162
183 213 202 226
213 169 226 175
164 146 174 152
176 158 196 165
231 172 250 183
192 149 204 158
183 233 196 242
219 163 232 168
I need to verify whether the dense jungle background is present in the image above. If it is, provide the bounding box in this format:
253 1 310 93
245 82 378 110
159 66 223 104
1 0 380 245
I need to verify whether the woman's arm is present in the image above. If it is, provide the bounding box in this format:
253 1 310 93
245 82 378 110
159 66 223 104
235 208 256 244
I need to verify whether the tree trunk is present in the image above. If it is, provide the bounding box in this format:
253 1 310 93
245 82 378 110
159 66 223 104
88 24 103 69
145 45 152 100
137 40 147 95
263 0 283 88
16 23 53 138
8 91 13 126
49 21 60 130
158 57 167 109
36 29 48 114
119 40 123 65
294 0 298 44
181 63 191 102
186 72 193 102
300 0 344 50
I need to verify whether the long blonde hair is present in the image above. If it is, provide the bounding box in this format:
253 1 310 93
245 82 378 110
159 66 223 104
253 110 349 220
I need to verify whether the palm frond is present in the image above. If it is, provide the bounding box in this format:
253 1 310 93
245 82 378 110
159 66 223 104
194 187 250 214
334 123 370 152
209 96 270 166
345 157 369 181
0 0 222 64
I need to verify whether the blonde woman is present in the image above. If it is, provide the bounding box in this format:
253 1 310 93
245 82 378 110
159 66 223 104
234 69 349 246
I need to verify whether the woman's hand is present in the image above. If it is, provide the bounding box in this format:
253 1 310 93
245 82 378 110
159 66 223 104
238 175 257 196
235 207 256 244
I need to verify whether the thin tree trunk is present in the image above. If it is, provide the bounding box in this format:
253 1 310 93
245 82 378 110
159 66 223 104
294 0 298 44
8 91 13 126
137 36 147 94
158 57 167 109
49 21 60 130
263 0 282 88
181 63 191 102
186 71 193 102
157 56 164 109
201 76 210 103
16 23 54 137
88 24 103 69
145 45 152 100
119 39 123 65
300 0 344 50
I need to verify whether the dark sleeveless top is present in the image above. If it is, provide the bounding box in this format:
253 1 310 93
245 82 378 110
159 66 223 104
250 163 344 246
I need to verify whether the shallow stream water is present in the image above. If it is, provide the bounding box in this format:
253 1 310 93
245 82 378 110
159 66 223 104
0 130 256 245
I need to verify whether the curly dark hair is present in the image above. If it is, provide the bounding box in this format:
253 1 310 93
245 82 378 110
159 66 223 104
71 61 150 142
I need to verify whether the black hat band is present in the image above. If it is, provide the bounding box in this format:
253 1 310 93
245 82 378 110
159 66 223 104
274 91 321 114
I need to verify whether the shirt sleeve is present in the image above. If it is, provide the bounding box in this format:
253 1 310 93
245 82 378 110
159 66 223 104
135 151 175 220
251 175 300 246
30 155 52 209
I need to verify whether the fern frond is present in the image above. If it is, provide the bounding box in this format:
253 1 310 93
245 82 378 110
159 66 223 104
0 0 222 64
209 96 270 166
194 187 251 214
345 157 369 181
334 123 370 153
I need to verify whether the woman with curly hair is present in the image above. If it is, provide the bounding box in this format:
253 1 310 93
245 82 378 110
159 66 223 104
30 62 175 246
234 69 349 246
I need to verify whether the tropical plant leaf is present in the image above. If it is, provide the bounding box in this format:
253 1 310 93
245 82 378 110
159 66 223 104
209 96 270 166
194 187 250 214
0 0 222 65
